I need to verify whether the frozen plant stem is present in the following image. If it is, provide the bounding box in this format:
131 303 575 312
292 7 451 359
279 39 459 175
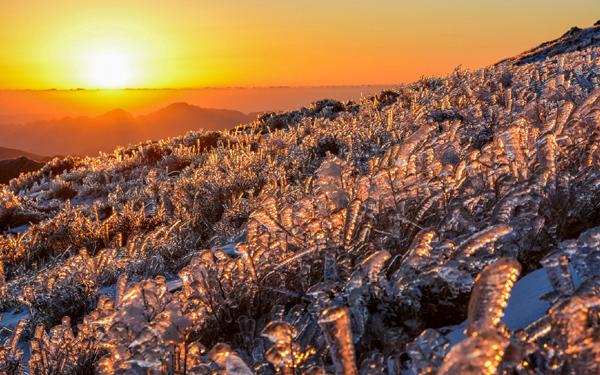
467 258 521 336
318 305 358 375
540 251 574 296
437 330 509 375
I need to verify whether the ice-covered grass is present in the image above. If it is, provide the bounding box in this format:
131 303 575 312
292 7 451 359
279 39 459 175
0 22 599 374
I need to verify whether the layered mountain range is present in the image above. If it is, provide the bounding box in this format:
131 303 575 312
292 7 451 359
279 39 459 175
0 103 255 157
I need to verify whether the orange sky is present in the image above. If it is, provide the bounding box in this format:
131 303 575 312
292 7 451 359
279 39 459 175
0 1 599 89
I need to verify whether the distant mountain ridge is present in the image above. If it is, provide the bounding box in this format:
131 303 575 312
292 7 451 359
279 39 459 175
0 103 255 156
0 146 47 161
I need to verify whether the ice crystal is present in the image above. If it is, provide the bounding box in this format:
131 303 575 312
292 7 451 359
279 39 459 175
467 258 521 336
540 249 575 297
437 330 509 375
209 343 254 375
318 306 358 375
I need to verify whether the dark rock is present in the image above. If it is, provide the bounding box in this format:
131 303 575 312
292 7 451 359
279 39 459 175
371 90 400 109
315 136 341 157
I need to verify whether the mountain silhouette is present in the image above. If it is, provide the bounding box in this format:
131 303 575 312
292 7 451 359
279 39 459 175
0 104 255 156
0 145 47 161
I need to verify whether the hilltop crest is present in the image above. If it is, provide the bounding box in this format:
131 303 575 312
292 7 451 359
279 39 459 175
502 21 600 65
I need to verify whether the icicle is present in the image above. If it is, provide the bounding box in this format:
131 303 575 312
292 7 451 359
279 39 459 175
262 321 297 345
393 124 435 169
500 122 527 180
247 219 259 250
414 193 441 223
401 228 437 269
115 274 128 307
535 132 557 187
280 206 293 231
456 224 513 257
467 258 521 336
266 344 307 373
359 250 391 283
236 243 258 283
261 196 279 221
262 320 316 374
10 319 28 357
0 260 6 300
318 306 358 375
549 295 600 353
315 157 349 209
29 324 48 374
438 330 509 375
61 315 75 342
540 250 574 296
405 329 450 375
553 100 574 136
504 89 513 111
493 186 534 223
208 343 254 375
518 315 551 344
343 199 362 249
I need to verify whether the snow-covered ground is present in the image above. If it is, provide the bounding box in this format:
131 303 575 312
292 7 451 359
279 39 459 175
445 264 584 345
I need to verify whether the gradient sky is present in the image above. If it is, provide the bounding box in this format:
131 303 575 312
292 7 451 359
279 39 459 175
1 0 599 89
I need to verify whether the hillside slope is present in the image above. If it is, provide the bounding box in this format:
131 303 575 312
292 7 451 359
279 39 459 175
0 157 45 185
0 24 599 374
504 20 600 65
0 147 49 185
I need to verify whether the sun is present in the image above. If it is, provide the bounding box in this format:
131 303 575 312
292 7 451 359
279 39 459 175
86 49 133 88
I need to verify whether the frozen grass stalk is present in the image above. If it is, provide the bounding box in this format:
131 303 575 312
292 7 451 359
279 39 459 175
467 258 521 336
262 321 296 371
540 250 574 296
437 330 509 375
318 305 358 375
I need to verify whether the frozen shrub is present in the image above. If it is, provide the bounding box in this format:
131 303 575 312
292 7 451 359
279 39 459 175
1 25 600 373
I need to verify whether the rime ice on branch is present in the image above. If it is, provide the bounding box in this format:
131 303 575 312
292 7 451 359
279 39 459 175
540 249 575 297
467 258 521 336
318 305 358 375
437 330 509 375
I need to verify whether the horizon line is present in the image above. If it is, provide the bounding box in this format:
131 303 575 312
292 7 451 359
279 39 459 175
0 83 407 92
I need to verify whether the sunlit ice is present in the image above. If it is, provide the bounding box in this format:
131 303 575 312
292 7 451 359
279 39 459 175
0 0 599 373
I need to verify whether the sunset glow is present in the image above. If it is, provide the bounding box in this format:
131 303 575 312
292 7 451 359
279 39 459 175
1 0 600 372
85 49 134 88
0 1 598 89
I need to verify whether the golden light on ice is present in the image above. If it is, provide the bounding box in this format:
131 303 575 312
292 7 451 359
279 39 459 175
85 49 134 88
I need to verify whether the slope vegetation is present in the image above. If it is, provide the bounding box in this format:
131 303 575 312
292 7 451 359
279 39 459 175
0 25 599 374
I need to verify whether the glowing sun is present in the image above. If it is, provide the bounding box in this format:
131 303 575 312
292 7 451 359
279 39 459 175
86 49 133 88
